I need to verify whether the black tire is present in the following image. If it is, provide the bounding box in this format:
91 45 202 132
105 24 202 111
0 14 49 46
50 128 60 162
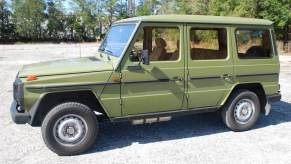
41 102 98 156
221 89 261 132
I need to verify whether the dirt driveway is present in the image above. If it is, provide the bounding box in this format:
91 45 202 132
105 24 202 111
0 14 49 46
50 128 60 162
1 43 291 164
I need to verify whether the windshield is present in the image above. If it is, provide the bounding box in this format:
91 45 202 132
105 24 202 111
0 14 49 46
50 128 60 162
99 24 136 57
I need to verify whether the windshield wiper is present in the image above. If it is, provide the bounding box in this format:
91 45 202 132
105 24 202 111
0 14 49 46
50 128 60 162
98 47 112 60
103 49 113 55
98 47 105 52
99 47 113 55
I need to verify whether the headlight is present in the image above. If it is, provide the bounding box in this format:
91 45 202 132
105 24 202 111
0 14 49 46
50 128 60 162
13 78 24 112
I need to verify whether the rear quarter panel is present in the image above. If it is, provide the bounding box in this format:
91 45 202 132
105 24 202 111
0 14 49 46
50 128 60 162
230 25 280 98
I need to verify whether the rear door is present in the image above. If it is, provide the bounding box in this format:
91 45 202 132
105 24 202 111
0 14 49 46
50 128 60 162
186 24 234 109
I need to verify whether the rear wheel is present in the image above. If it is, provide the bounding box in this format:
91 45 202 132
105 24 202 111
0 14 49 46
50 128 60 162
221 90 261 131
41 102 98 156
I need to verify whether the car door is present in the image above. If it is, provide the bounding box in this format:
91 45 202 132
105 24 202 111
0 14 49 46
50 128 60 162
186 24 234 109
120 23 186 116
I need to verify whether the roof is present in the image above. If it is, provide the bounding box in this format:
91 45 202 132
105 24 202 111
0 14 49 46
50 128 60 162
115 15 273 26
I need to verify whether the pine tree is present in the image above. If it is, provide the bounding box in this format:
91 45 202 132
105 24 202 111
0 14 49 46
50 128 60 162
12 0 46 41
0 0 15 42
47 0 65 41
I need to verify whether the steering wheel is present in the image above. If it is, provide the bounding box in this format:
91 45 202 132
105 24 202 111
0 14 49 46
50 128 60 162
130 46 142 61
245 46 265 57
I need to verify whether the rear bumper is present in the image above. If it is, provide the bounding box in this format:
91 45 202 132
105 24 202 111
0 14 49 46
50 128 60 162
267 93 281 103
10 100 31 124
264 93 281 116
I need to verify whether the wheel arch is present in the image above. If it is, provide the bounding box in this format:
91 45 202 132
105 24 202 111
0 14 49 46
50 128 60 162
30 90 110 126
221 83 267 113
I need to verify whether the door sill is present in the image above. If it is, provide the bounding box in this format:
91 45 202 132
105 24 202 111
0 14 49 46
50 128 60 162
111 106 220 122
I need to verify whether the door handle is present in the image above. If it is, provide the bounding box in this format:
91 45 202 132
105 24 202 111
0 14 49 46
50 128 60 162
221 74 232 82
221 74 230 78
171 76 183 81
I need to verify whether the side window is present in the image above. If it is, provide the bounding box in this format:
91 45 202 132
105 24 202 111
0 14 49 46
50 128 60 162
236 29 272 59
130 27 180 62
190 28 227 60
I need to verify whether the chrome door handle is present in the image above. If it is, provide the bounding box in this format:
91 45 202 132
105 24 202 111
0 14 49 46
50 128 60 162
171 76 183 81
221 74 230 78
221 74 232 82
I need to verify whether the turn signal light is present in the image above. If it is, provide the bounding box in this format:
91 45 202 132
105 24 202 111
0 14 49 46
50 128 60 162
26 75 38 81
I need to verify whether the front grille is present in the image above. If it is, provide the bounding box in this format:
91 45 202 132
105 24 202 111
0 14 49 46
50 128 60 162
13 78 24 111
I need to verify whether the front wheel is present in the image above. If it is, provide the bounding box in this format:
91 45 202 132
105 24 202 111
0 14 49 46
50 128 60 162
41 102 98 156
221 90 261 131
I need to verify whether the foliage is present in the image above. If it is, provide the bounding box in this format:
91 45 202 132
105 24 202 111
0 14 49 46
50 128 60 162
101 0 118 28
12 0 46 40
0 0 289 43
47 0 65 41
207 0 290 40
259 0 291 40
0 0 15 43
136 0 158 16
208 0 259 17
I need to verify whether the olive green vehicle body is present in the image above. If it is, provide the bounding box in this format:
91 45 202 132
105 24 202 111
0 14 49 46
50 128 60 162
11 15 280 125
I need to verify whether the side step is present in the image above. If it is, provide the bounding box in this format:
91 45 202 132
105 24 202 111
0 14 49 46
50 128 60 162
132 116 172 125
110 106 220 123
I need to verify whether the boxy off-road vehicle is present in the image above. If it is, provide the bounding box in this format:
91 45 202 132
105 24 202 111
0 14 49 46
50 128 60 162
11 15 281 155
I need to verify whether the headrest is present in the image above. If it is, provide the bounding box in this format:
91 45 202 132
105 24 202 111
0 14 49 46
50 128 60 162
155 38 167 48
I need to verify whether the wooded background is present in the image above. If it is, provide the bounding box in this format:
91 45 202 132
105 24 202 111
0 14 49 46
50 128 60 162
0 0 290 47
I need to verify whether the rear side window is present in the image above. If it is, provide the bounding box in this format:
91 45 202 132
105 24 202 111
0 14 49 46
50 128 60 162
236 29 272 59
190 28 227 60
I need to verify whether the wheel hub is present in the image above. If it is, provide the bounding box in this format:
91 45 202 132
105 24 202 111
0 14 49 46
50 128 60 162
234 99 255 124
53 114 87 145
66 126 75 135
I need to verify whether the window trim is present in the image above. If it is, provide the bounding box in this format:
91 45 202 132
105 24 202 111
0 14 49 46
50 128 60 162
235 28 274 60
270 29 278 56
129 25 182 63
189 27 228 61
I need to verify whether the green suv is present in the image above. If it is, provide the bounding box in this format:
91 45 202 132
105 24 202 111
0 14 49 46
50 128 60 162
10 15 281 155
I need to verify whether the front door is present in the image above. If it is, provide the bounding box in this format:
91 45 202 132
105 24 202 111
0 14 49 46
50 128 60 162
186 24 234 109
120 23 186 115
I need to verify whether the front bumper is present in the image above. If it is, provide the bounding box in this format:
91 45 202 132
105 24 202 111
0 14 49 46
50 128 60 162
10 100 31 124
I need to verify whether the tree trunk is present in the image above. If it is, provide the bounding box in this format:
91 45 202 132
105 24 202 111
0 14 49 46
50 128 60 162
283 24 289 52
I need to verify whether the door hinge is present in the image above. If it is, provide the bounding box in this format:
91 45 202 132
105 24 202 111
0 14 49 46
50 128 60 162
119 72 122 107
185 93 189 100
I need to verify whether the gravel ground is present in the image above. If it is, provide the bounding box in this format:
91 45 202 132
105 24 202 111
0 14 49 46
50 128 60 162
1 43 291 164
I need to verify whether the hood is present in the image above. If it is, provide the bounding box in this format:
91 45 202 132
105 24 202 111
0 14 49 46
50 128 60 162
18 56 113 78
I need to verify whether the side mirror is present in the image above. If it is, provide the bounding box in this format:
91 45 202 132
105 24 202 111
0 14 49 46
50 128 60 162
129 50 139 62
141 49 149 65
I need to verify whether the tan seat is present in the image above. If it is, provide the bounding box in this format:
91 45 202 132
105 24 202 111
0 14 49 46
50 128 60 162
191 48 223 60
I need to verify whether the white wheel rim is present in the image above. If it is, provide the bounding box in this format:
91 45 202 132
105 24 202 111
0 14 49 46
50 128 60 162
53 114 88 145
234 98 255 124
